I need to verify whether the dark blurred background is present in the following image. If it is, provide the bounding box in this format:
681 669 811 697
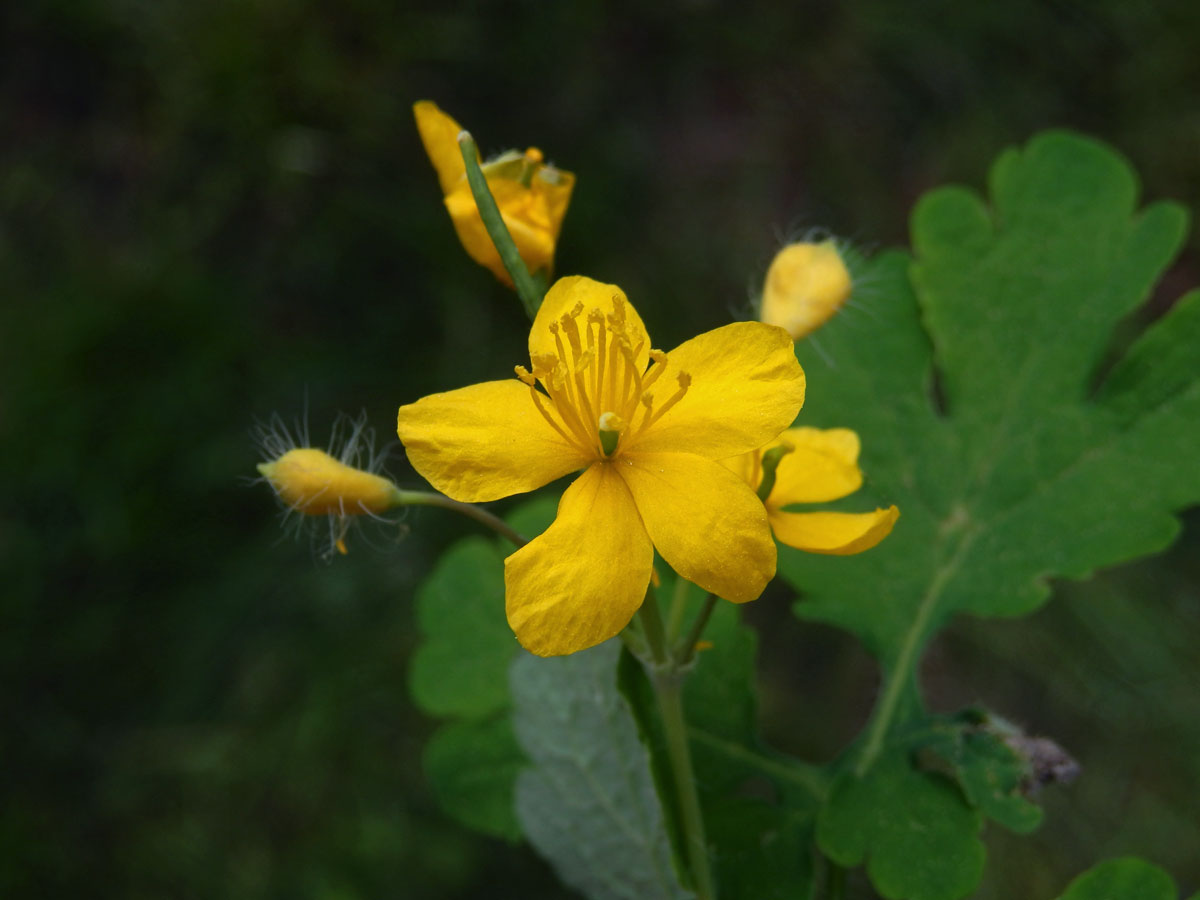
2 1 1198 897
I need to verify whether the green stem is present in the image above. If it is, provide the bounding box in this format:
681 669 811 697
394 489 527 548
826 860 846 900
675 594 718 665
635 588 716 898
457 132 544 320
637 587 669 665
665 575 692 644
653 669 717 900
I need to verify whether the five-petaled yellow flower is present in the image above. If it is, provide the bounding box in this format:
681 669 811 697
397 276 806 656
414 100 575 287
723 428 898 554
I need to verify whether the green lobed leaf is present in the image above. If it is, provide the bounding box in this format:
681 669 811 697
510 641 693 900
410 537 513 719
422 716 524 841
778 131 1198 899
408 494 557 839
816 751 985 900
1056 857 1179 900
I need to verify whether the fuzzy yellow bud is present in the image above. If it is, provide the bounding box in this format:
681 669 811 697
414 100 575 287
258 448 401 516
760 241 852 340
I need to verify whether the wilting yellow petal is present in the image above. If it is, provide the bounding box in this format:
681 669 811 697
766 427 864 506
629 322 805 460
768 506 899 555
617 451 775 603
397 380 589 503
505 464 653 656
529 276 651 372
760 241 852 339
258 448 400 515
413 100 471 196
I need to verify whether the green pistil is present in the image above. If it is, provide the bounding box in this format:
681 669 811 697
599 427 620 456
756 443 795 501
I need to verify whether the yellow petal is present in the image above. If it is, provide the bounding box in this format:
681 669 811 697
767 427 864 506
413 100 472 196
443 174 572 287
444 183 517 284
768 506 899 555
760 241 852 340
617 451 775 603
505 464 653 656
629 322 805 460
530 276 651 371
397 379 590 503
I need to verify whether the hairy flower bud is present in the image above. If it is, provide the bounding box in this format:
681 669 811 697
760 240 852 339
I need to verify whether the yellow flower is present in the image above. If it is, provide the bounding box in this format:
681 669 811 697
723 427 898 554
414 100 575 287
396 276 806 656
760 241 852 339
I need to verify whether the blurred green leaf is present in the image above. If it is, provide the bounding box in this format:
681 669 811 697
780 131 1198 898
817 751 985 900
1056 857 1178 900
511 641 693 900
410 537 514 718
408 494 556 839
423 717 524 841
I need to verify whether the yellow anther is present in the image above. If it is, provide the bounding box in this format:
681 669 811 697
524 146 544 164
514 365 536 386
576 348 596 371
641 393 654 408
677 371 692 389
648 349 668 366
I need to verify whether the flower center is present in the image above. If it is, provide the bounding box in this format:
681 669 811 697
514 297 691 459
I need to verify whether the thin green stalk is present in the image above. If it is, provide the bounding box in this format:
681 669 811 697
637 587 669 665
636 588 716 898
665 574 692 644
457 132 544 319
395 489 527 548
654 670 717 900
826 860 846 900
675 594 718 665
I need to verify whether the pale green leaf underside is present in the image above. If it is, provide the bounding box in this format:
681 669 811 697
511 641 693 900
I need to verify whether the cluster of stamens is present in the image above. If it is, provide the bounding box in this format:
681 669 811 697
515 297 691 459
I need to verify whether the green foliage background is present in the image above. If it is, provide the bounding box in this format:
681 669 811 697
2 1 1197 897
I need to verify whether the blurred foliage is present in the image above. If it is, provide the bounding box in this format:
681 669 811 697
1 0 1197 897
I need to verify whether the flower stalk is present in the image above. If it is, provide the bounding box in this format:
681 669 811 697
397 488 528 548
457 131 545 319
637 589 717 900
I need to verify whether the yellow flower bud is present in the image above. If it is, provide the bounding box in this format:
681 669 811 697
258 448 401 517
760 240 852 340
255 413 403 557
414 100 574 287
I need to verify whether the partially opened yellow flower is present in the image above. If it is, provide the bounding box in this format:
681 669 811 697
760 240 852 339
397 276 806 656
723 427 898 554
414 100 574 287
